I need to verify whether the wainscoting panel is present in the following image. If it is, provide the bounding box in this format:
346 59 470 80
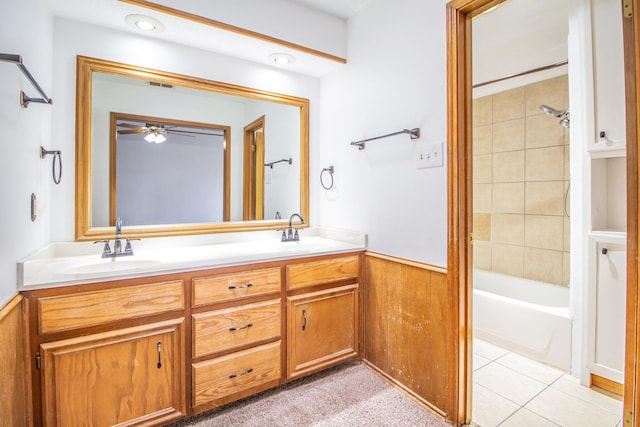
364 253 448 416
0 294 30 426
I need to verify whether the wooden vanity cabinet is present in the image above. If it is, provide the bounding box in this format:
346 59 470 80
286 255 360 379
23 252 363 426
24 279 187 427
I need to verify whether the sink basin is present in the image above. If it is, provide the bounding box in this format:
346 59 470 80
62 258 162 276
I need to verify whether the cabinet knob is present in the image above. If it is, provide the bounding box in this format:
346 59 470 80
156 341 162 369
602 248 608 255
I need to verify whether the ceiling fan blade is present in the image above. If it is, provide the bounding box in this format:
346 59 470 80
118 129 146 135
168 129 225 136
166 131 195 137
117 123 143 129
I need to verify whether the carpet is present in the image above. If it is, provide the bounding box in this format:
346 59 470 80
169 363 450 427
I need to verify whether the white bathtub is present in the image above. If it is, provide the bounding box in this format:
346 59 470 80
473 269 572 371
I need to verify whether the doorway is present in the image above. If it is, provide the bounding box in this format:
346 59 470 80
445 0 638 425
243 115 266 220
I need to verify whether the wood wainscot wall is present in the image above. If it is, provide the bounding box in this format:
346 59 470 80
363 252 448 418
0 294 31 426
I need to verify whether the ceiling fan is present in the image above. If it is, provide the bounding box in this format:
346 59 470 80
117 122 224 143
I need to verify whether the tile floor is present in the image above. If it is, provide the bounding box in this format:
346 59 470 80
472 339 623 427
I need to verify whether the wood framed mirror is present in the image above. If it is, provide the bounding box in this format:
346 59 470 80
75 55 309 241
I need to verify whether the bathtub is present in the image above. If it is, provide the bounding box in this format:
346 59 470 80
473 269 572 371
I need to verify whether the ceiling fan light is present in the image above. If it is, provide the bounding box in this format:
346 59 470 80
144 133 155 143
155 134 166 143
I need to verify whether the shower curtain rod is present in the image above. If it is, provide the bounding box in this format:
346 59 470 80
473 60 568 89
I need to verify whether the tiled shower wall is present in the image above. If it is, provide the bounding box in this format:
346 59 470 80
472 75 570 286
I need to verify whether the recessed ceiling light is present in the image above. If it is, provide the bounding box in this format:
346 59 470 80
125 14 165 33
268 53 296 66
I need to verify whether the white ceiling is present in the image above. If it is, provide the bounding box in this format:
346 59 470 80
287 0 372 19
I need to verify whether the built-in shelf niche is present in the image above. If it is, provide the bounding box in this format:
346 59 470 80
591 156 626 232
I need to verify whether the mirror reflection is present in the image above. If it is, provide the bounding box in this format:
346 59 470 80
75 56 309 241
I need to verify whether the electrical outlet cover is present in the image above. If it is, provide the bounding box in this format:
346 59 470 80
417 141 444 169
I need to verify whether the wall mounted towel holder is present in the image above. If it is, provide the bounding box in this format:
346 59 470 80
351 128 420 150
40 146 62 184
264 158 292 168
0 53 53 108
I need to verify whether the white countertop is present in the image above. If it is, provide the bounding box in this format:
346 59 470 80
18 227 366 290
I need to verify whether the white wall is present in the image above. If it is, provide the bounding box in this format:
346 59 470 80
0 0 53 305
316 0 449 266
50 17 321 241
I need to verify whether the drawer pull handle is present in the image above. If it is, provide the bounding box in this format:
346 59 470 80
156 341 162 369
228 282 253 289
302 309 307 331
229 368 253 379
229 323 253 332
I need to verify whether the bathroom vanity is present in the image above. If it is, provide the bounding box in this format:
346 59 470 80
19 229 364 426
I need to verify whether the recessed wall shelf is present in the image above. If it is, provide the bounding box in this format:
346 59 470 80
0 53 53 108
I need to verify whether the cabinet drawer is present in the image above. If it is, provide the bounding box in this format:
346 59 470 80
286 255 359 290
192 341 281 407
192 267 281 306
38 280 184 334
193 299 281 358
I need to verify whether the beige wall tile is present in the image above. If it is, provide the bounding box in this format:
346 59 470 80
525 181 564 215
525 146 565 182
562 251 570 287
564 217 570 252
473 241 492 270
564 145 570 180
493 119 525 153
474 124 493 155
493 87 525 122
474 154 492 184
524 215 564 251
474 96 493 126
493 151 525 183
493 183 524 214
493 214 524 246
474 183 492 213
474 213 492 241
525 75 568 117
492 244 524 277
526 115 565 149
523 248 563 285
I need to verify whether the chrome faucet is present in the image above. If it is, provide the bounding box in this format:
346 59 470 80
94 217 138 258
281 213 305 242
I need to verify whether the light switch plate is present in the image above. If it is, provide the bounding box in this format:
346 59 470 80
417 141 444 169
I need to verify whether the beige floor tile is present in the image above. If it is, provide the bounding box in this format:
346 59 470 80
474 362 547 405
472 383 519 427
495 352 564 385
525 387 621 427
499 408 559 427
473 353 492 372
473 339 509 360
551 375 623 416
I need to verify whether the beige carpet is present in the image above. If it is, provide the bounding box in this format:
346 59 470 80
169 363 450 426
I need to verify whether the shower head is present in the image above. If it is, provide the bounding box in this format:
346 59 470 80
540 104 570 128
539 104 568 117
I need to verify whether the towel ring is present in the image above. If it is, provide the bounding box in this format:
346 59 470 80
40 146 62 184
320 166 334 190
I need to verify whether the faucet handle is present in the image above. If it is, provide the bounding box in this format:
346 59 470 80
124 238 140 254
94 240 111 257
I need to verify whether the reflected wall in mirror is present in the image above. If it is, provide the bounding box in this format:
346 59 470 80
110 112 230 226
75 55 309 241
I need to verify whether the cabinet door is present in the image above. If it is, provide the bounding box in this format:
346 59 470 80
287 284 358 379
40 318 185 427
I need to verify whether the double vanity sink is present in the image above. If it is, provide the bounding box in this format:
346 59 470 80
18 227 366 288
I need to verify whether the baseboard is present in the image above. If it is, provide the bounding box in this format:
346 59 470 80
591 373 623 399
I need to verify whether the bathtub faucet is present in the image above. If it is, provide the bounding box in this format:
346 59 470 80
281 213 305 242
94 217 139 258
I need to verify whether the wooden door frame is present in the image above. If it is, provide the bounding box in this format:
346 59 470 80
446 1 504 424
623 0 639 425
447 0 640 425
242 115 265 220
